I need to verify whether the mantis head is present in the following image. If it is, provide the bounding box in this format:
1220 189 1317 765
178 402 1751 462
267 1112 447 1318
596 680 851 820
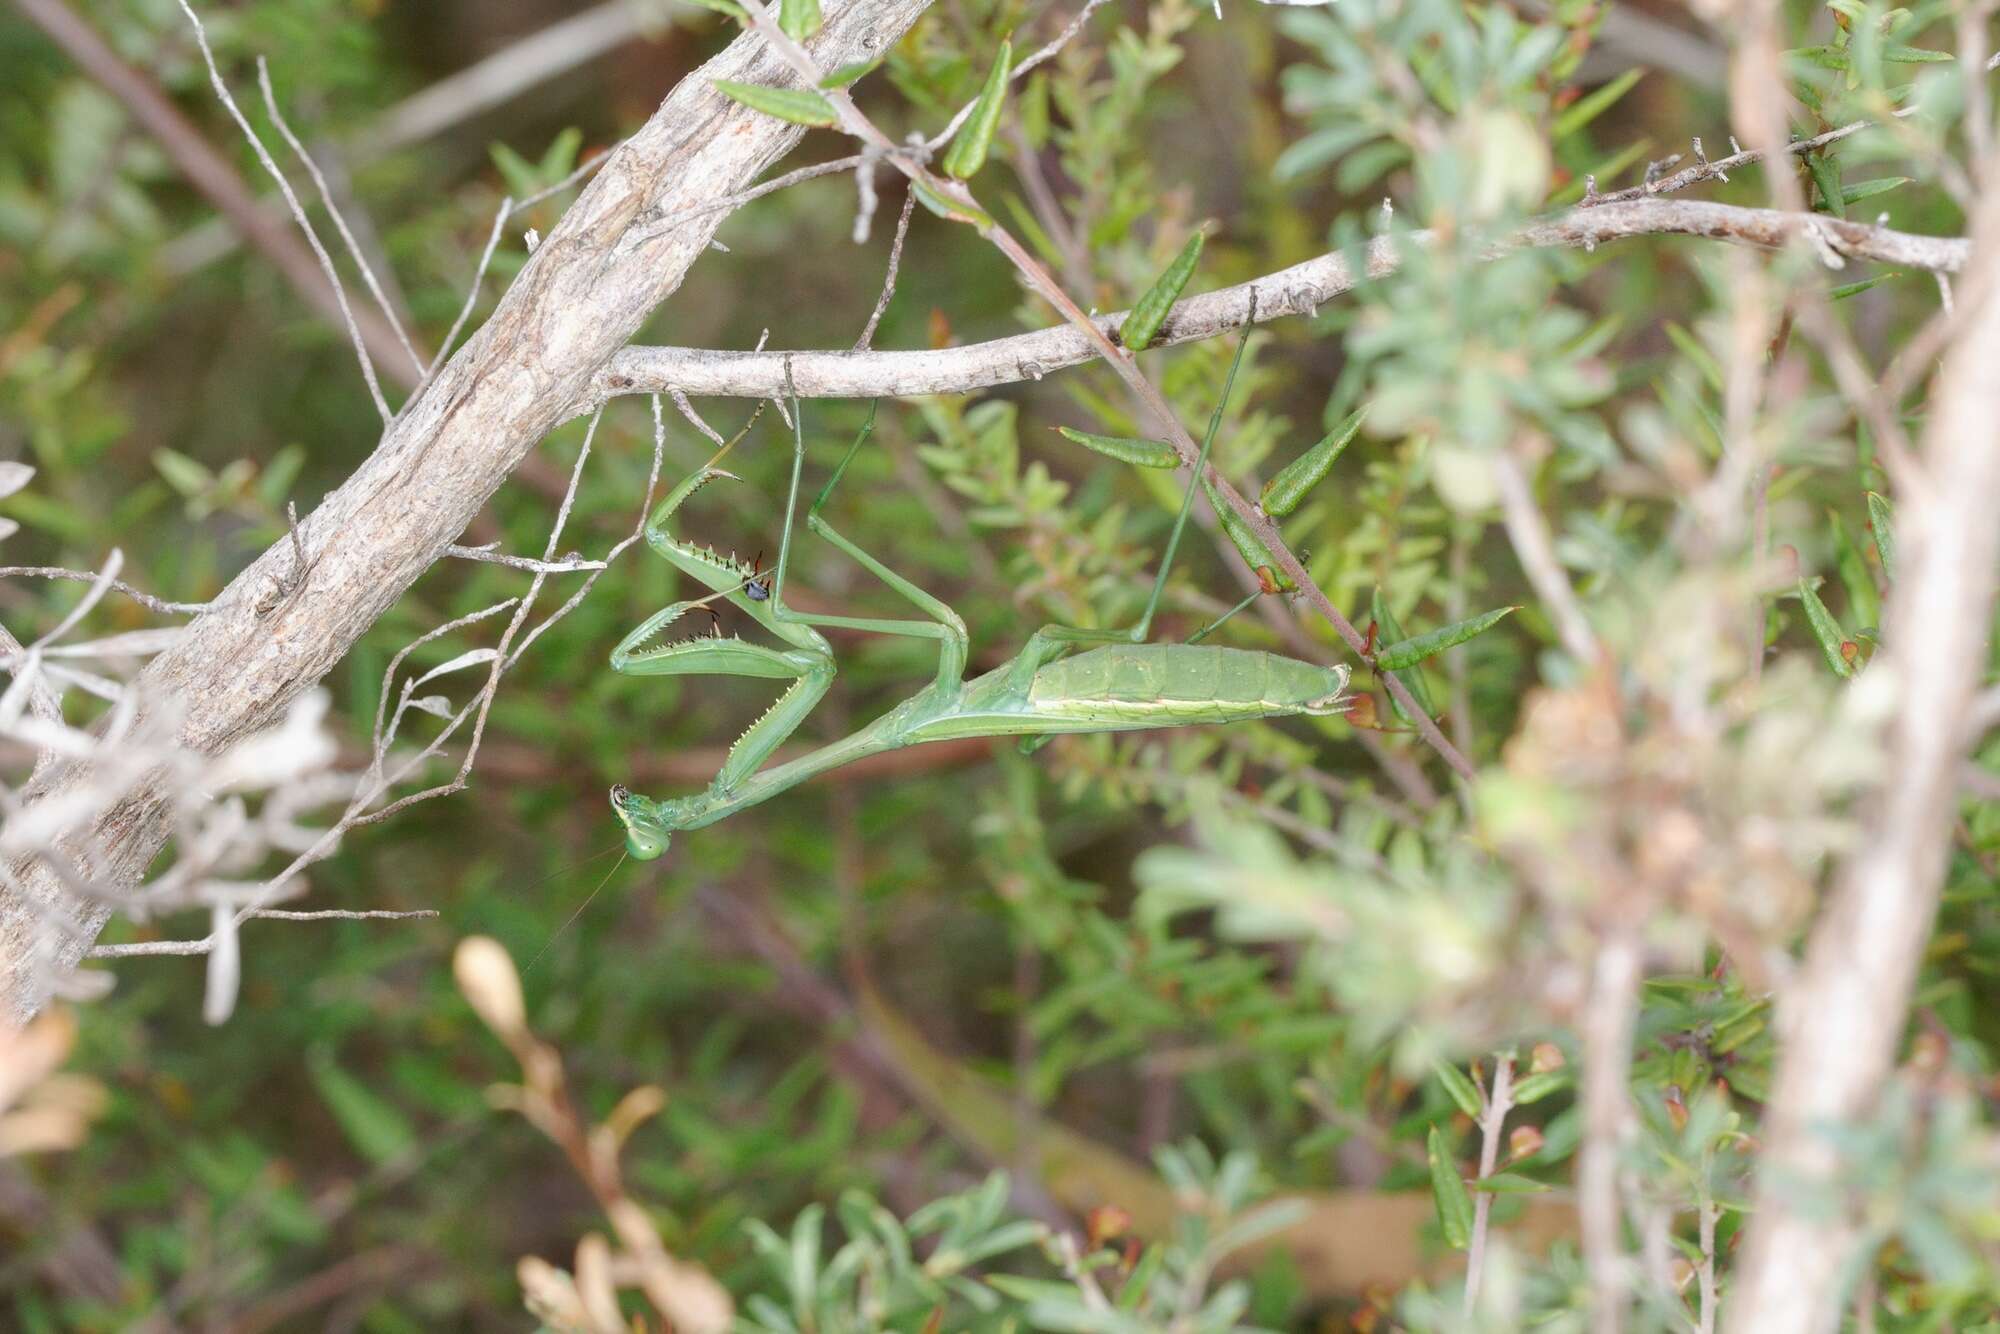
609 785 673 861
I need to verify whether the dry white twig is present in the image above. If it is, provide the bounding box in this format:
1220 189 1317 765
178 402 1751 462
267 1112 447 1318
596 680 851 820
1581 932 1641 1334
1461 1054 1516 1317
173 0 393 422
256 58 427 377
597 201 1970 401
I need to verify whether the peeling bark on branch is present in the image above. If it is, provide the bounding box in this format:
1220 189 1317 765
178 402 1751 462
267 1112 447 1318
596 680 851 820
0 0 935 1022
596 201 1969 402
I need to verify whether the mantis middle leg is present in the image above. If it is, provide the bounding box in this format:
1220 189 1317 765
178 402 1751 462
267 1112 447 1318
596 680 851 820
761 395 971 694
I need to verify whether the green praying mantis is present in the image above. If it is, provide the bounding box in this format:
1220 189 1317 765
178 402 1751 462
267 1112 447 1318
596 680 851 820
608 331 1350 862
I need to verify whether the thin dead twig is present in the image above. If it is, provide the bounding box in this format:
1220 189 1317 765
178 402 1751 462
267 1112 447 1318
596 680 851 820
174 0 394 421
854 188 916 351
599 201 1970 402
256 59 428 377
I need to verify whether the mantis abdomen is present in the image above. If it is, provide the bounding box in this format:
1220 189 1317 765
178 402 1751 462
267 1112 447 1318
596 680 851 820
1032 644 1349 721
901 644 1350 744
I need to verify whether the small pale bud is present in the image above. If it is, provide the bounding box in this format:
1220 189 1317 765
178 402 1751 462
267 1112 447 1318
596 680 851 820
454 936 526 1042
1507 1125 1544 1161
605 1085 668 1149
1529 1042 1565 1074
1663 1086 1689 1131
1086 1205 1132 1250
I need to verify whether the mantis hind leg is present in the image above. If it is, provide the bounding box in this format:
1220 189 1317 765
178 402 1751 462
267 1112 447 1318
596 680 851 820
768 397 970 689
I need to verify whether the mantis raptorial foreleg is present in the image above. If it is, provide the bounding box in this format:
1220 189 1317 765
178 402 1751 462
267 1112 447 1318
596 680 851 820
608 413 839 819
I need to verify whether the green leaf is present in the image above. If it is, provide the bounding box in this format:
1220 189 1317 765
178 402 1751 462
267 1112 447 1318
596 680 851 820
1433 1059 1482 1120
778 0 821 40
1883 43 1953 63
943 40 1012 181
1840 175 1912 205
1829 509 1880 632
713 79 837 128
1370 588 1435 723
1798 578 1855 677
911 177 995 229
1510 1069 1572 1104
1055 427 1178 469
1553 68 1643 141
487 142 541 198
1120 230 1204 352
308 1046 415 1165
1261 408 1365 517
1829 273 1898 301
152 448 211 497
1867 491 1896 581
1807 151 1844 216
1472 1172 1553 1194
1663 321 1723 394
818 57 880 89
1019 71 1050 149
680 0 747 19
1117 1242 1166 1309
1375 606 1517 671
1427 1126 1474 1250
1203 478 1293 590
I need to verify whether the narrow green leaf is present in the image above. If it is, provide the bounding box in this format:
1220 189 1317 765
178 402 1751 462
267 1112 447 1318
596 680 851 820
152 448 211 497
1120 230 1204 353
308 1047 415 1164
714 79 837 128
911 177 995 229
818 57 880 89
1883 43 1953 63
1787 43 1849 70
1203 478 1294 590
1375 606 1518 671
1510 1069 1572 1105
1370 588 1435 723
1116 1242 1166 1310
1553 67 1643 140
1261 409 1365 516
1433 1059 1483 1120
1427 1126 1474 1250
1807 151 1845 216
1019 71 1050 149
1867 491 1896 581
1055 427 1178 469
779 0 821 40
942 40 1012 181
1472 1172 1554 1194
1663 321 1723 394
1841 175 1912 205
1829 273 1898 301
1798 578 1855 677
1829 509 1879 632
